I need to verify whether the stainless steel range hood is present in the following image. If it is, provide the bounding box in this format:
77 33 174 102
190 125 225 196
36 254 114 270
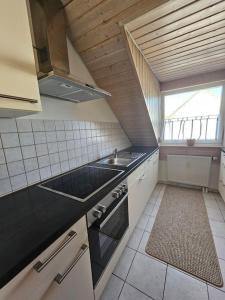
29 0 111 102
39 71 111 102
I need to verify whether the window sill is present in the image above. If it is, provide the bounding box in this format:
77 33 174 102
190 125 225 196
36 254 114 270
159 143 222 148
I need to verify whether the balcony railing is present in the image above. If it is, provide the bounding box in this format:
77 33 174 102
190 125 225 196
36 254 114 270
162 115 220 141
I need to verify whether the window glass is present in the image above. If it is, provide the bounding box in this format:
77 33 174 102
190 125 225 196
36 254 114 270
163 86 223 142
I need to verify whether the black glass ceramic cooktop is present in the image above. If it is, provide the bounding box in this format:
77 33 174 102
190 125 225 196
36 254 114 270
40 166 123 201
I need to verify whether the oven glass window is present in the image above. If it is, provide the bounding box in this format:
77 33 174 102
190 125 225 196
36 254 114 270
88 196 128 287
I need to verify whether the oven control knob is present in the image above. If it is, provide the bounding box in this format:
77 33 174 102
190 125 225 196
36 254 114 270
122 184 127 192
112 191 119 199
116 189 122 196
98 204 107 213
93 209 103 219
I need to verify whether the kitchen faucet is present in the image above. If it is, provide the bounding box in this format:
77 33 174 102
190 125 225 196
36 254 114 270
113 148 118 159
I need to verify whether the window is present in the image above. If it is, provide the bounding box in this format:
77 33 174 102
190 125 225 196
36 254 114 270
162 85 224 143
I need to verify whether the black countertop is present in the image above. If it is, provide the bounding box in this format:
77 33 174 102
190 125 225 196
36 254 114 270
0 146 158 289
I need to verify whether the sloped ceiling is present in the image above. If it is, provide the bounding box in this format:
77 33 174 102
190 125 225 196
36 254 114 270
62 0 168 146
126 0 225 82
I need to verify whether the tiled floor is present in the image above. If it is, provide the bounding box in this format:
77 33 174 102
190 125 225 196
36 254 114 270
100 184 225 300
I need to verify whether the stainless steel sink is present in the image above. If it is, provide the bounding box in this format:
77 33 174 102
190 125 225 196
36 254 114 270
97 152 146 167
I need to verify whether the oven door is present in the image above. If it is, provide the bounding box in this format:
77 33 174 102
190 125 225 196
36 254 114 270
88 194 128 287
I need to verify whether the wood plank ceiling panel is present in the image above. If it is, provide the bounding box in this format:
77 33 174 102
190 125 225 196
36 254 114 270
126 0 225 82
63 0 168 146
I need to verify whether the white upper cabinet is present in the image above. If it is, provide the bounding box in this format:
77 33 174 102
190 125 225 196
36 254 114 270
0 0 42 117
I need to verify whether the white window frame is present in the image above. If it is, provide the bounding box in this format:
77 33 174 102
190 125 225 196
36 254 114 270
160 83 225 146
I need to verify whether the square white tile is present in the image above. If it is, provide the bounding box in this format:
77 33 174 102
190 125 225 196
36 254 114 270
145 217 155 233
100 274 124 300
210 221 225 239
5 147 22 162
0 178 12 196
10 173 27 191
214 236 225 260
164 266 208 300
127 228 144 250
1 133 20 148
7 161 24 177
126 252 167 300
207 207 224 222
113 247 136 280
16 119 32 132
19 133 34 146
119 283 151 300
208 285 225 300
138 231 151 256
136 214 149 231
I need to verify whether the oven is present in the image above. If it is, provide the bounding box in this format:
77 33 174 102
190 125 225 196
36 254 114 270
87 180 129 287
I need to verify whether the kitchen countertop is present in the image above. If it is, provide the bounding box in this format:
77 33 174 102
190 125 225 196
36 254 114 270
0 146 158 289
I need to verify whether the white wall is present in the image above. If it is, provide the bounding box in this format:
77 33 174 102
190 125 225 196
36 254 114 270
20 38 118 123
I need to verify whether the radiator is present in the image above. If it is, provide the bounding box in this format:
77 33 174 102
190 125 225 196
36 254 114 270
167 155 212 187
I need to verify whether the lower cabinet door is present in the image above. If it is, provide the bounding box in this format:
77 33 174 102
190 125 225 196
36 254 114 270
42 245 94 300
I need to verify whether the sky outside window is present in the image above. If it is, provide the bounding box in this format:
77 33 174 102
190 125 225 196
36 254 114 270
163 86 223 141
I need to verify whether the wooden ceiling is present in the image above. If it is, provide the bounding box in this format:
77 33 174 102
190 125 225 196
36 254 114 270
63 0 168 146
126 0 225 82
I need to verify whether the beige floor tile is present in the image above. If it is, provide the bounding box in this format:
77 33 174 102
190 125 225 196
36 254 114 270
126 252 167 300
100 274 124 300
207 207 224 222
144 203 155 215
208 285 225 300
138 231 150 256
164 266 208 300
217 259 225 293
127 227 144 250
119 283 151 300
113 247 136 281
145 216 155 232
204 194 219 209
136 214 149 230
214 236 225 260
210 221 225 238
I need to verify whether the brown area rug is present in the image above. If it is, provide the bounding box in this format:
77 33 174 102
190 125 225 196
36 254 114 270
145 185 223 287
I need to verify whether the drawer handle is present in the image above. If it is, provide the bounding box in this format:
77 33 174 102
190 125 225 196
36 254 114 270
54 244 88 284
33 230 77 272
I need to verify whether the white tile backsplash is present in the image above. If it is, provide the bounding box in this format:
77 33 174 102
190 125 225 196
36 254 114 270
0 164 8 179
0 178 12 196
10 173 27 191
0 118 130 197
16 119 32 132
0 149 5 164
19 132 34 146
21 145 36 159
1 133 20 148
5 147 22 163
7 161 25 177
0 119 17 133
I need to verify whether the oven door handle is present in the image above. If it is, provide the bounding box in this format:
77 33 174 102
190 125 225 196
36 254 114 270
97 193 128 229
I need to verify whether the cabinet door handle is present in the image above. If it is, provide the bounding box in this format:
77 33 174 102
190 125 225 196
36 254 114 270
54 244 89 284
33 230 77 272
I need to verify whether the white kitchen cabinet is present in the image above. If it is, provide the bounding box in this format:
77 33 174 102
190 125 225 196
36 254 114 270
0 216 94 300
42 244 93 300
219 152 225 203
153 150 159 187
0 0 42 117
128 150 159 232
